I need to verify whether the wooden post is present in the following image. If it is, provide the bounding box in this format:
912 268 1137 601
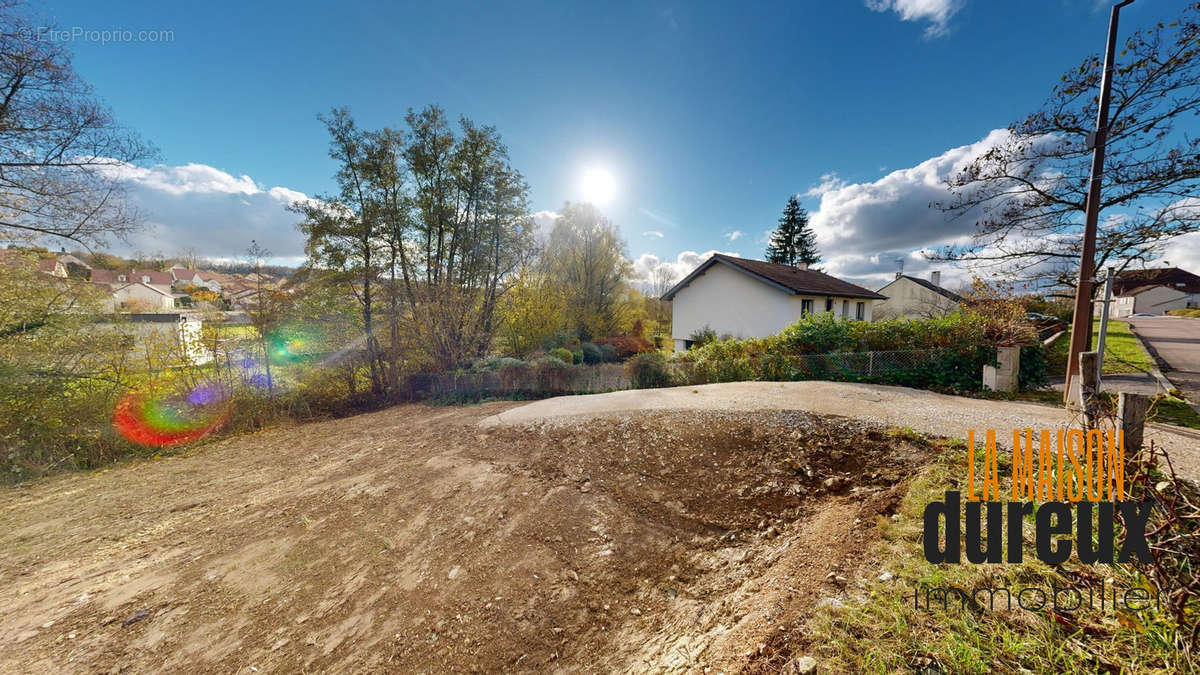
1079 351 1102 429
1118 392 1148 455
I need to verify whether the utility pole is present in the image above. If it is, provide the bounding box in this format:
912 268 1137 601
1096 267 1115 384
1064 0 1136 405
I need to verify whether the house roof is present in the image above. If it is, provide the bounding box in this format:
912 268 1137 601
89 268 173 285
662 253 887 301
36 258 63 274
879 275 966 304
1114 267 1200 295
89 268 118 283
114 281 173 297
57 254 91 269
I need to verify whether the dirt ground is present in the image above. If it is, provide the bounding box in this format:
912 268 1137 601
0 400 928 673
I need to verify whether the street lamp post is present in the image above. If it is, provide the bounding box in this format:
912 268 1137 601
1063 0 1137 405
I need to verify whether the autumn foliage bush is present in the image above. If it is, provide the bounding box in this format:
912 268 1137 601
594 335 653 359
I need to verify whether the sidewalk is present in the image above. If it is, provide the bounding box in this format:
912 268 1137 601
1049 372 1165 397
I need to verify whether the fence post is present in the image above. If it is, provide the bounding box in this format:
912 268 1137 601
1117 392 1148 454
1079 351 1102 429
868 352 874 376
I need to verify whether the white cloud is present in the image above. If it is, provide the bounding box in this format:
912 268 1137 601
642 230 665 238
804 172 848 198
100 162 309 258
630 249 739 290
806 128 1014 287
724 230 744 242
865 0 964 38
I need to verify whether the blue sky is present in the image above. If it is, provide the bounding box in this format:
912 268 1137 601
38 0 1195 287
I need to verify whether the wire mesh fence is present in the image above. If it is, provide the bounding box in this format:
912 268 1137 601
402 347 973 400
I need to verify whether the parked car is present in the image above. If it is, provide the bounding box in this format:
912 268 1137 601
1128 313 1160 318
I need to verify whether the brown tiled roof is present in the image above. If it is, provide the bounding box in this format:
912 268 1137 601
88 268 173 285
1114 267 1200 295
89 269 118 283
663 253 887 301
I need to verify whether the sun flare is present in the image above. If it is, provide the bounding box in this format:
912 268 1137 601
578 167 617 207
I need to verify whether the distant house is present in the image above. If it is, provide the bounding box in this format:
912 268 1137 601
1102 267 1200 317
170 267 235 293
872 271 965 320
36 258 68 278
103 282 176 312
662 253 886 351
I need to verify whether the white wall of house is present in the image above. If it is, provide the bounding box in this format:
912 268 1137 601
1103 285 1197 317
113 283 175 311
872 277 959 320
670 263 872 350
1133 286 1189 314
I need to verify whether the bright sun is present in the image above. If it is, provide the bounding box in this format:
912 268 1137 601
579 167 617 207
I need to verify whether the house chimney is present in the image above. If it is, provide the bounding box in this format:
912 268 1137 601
930 271 941 287
895 271 903 280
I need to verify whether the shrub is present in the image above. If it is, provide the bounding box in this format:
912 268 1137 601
531 355 575 393
570 348 583 364
627 352 673 388
580 342 603 365
595 335 653 359
598 343 618 362
548 347 574 364
673 311 1042 394
687 325 718 348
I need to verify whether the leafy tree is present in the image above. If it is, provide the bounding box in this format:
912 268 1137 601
296 106 535 380
397 107 534 370
0 1 154 246
292 109 386 395
765 195 820 266
495 265 566 358
934 3 1200 294
541 202 632 340
244 240 287 393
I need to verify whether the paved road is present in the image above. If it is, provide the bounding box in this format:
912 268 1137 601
1128 317 1200 402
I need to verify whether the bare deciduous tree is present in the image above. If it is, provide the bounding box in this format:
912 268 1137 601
0 2 154 246
934 3 1200 295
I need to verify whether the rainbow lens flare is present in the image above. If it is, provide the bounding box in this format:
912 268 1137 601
267 325 323 364
113 379 232 447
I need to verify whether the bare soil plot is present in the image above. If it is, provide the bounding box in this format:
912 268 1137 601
0 401 927 673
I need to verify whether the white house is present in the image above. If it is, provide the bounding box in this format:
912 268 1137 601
104 282 176 312
662 253 887 351
1100 267 1200 317
872 271 965 320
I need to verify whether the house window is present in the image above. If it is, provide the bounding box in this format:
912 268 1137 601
842 300 850 317
117 274 126 282
825 297 833 312
801 299 814 316
856 302 865 320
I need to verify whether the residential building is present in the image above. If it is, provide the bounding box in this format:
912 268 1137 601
1100 267 1200 317
663 253 886 351
872 271 965 319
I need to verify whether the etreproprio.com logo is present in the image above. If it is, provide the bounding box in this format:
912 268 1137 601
18 26 175 45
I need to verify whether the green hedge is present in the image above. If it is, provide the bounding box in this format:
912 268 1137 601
670 313 1046 394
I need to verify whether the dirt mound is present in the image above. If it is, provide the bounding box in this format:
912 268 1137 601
0 403 931 673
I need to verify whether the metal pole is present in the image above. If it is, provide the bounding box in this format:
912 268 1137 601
1063 0 1135 404
1096 266 1115 386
